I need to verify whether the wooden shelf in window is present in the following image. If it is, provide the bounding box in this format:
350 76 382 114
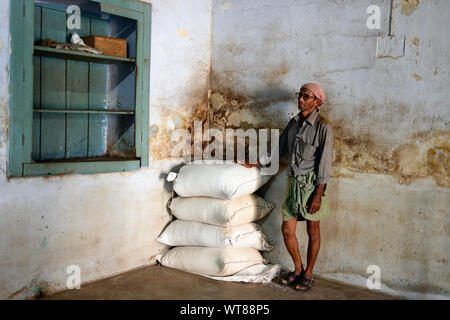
33 108 135 115
34 46 135 64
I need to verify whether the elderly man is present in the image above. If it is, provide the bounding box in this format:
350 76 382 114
242 83 333 291
277 83 333 292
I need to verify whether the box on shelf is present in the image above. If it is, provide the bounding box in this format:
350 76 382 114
82 36 127 58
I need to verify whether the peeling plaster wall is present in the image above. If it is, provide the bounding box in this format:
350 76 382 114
149 0 211 161
1 0 448 300
0 0 212 299
212 0 449 299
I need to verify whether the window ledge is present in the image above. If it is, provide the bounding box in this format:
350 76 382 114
23 160 140 177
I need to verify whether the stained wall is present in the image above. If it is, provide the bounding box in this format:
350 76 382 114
211 0 449 299
0 0 211 299
1 0 448 300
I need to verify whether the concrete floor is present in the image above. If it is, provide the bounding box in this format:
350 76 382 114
43 264 398 300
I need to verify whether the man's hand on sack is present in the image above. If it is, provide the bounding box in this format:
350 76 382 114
238 160 261 168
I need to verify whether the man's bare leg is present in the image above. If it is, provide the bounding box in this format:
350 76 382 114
281 218 304 283
304 220 321 280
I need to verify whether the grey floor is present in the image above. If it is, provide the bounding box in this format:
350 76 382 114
43 264 399 300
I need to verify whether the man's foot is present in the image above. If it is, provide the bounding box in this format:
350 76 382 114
294 275 314 292
281 271 303 285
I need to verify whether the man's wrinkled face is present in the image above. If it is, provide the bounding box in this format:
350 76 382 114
297 88 319 112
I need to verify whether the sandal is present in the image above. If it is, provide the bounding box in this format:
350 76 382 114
281 271 302 285
295 275 314 291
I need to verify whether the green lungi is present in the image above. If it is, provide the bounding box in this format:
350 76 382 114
282 171 330 222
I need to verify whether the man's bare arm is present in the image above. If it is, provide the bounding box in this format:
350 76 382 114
307 183 326 214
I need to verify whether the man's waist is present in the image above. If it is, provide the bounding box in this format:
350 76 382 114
289 170 316 185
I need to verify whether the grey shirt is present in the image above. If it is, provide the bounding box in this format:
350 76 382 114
278 109 333 184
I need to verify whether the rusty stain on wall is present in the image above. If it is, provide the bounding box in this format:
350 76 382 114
209 90 292 132
8 278 51 299
176 28 188 37
261 62 290 87
400 0 419 16
207 91 449 188
31 281 49 299
149 99 209 161
411 73 422 81
7 286 26 299
221 2 232 10
334 126 449 188
209 91 246 129
412 37 420 56
150 83 449 188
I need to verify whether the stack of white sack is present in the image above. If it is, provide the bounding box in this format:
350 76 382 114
156 162 281 283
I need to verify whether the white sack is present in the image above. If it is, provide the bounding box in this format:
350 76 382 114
173 163 272 199
155 246 265 277
169 194 275 227
205 263 282 284
157 220 273 251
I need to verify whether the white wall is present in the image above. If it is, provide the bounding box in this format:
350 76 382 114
211 0 449 299
1 0 448 300
0 0 212 299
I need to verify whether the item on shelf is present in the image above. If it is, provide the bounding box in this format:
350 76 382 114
70 32 85 46
39 38 103 55
82 36 127 58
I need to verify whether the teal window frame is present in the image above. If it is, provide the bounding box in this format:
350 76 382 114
8 0 151 177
